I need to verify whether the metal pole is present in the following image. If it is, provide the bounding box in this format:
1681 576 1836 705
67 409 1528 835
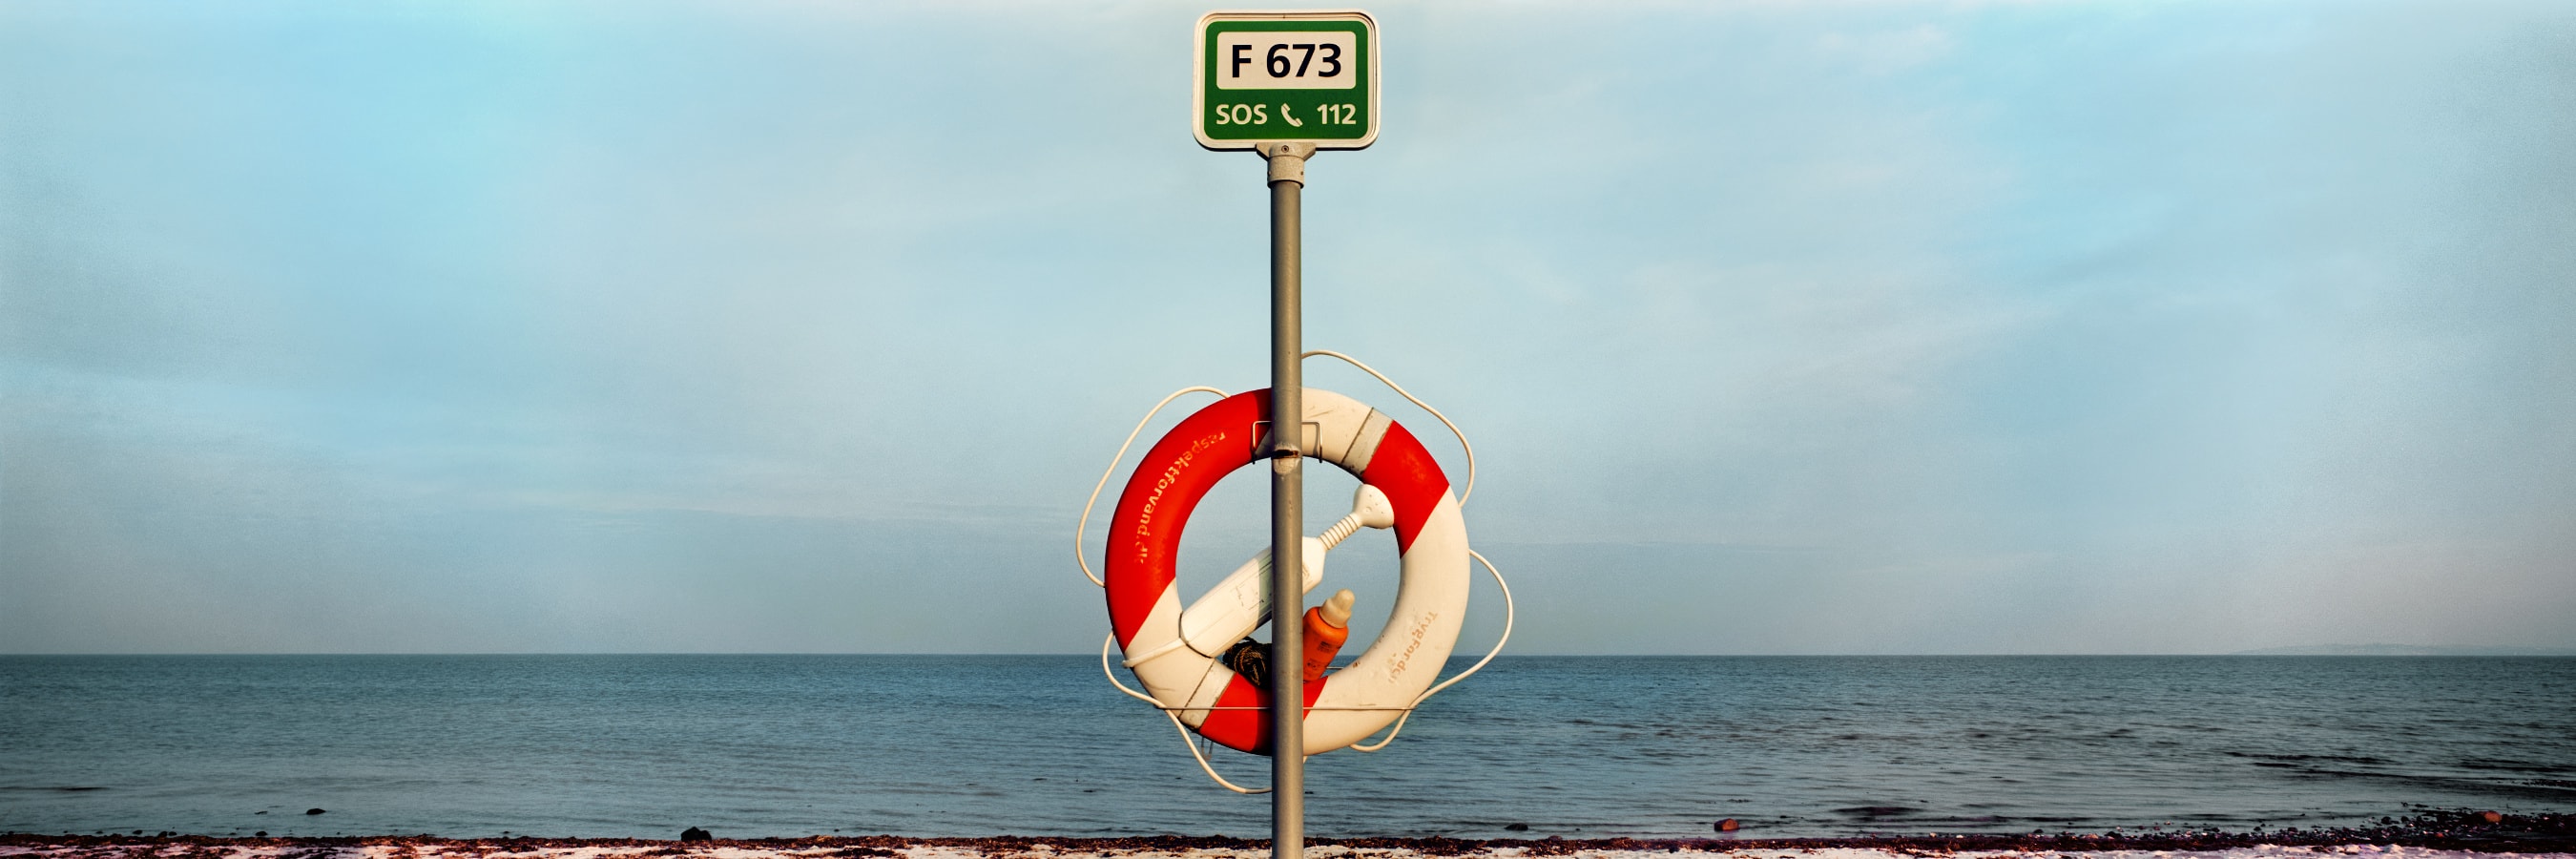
1261 141 1314 859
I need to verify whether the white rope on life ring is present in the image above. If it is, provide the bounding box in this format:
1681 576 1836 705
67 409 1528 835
1102 388 1471 757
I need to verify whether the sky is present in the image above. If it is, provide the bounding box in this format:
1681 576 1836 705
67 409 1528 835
3 0 2571 655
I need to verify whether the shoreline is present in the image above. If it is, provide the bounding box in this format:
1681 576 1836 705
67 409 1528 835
5 812 2572 858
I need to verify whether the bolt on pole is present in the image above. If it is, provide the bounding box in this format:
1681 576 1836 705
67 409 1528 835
1262 140 1315 859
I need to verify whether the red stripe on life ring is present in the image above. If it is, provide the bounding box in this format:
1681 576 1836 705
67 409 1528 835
1103 390 1262 648
1195 672 1330 755
1360 421 1451 555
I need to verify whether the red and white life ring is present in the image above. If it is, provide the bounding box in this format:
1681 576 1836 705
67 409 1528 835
1104 388 1470 757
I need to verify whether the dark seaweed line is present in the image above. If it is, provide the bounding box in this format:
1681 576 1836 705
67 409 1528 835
5 810 2573 854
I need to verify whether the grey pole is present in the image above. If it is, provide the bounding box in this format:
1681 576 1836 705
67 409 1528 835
1259 140 1315 859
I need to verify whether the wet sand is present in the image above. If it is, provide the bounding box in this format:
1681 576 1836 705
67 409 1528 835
5 812 2570 859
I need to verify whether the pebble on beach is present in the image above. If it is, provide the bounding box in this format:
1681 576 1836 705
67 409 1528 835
1716 818 1741 832
679 828 713 842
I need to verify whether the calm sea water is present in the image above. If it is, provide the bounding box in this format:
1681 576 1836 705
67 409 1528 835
3 656 2571 840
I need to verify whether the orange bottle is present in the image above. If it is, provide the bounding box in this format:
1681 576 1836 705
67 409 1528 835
1300 589 1356 682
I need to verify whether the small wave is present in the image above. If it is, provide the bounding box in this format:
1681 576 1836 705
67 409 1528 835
2225 751 2394 765
0 786 108 792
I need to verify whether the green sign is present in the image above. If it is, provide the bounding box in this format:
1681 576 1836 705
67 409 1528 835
1194 10 1379 151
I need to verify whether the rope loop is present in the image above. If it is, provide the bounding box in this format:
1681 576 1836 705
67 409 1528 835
1104 634 1269 793
1302 349 1475 505
1348 548 1514 752
1075 387 1227 587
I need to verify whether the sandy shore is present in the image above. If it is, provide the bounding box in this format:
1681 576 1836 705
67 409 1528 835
0 842 2569 859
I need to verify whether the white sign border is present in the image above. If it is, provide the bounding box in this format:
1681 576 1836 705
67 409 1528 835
1193 9 1381 152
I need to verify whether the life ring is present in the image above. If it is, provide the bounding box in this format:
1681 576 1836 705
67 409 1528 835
1105 388 1470 756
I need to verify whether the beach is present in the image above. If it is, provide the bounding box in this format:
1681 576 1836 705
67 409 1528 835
1 841 2568 859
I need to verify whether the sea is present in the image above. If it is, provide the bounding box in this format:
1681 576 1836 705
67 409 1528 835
3 656 2571 840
